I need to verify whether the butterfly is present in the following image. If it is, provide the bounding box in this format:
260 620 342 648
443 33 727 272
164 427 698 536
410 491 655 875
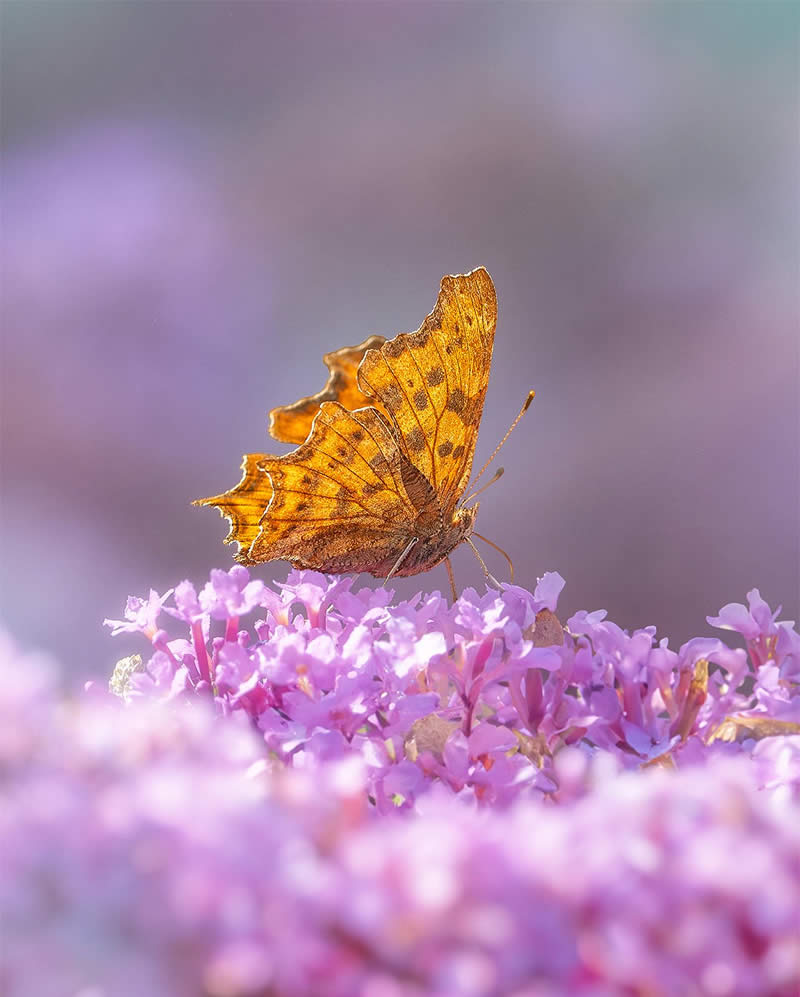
194 267 533 598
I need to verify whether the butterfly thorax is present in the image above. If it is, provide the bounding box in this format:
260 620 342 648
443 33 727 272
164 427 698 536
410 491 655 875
391 503 478 578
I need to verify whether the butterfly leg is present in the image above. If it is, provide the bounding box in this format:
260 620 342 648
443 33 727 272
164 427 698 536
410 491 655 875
445 556 458 603
471 530 514 582
464 537 502 590
383 537 418 587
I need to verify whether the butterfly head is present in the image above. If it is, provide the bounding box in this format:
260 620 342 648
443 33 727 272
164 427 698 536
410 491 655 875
454 502 479 537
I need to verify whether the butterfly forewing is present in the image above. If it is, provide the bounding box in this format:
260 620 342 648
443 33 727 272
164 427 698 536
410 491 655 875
357 267 496 514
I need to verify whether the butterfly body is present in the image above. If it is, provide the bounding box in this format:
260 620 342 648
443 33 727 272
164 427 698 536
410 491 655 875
385 503 479 579
195 268 498 587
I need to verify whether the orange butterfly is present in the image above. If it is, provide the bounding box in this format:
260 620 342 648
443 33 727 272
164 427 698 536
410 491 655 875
195 268 533 598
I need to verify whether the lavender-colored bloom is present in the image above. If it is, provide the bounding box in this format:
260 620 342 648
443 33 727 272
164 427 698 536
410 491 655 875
104 587 173 638
707 590 800 730
105 569 800 808
199 565 270 621
3 633 799 997
164 579 204 624
708 588 782 641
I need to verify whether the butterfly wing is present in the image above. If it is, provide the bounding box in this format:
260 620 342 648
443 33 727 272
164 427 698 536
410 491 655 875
193 452 271 559
196 402 430 574
269 335 387 445
196 268 496 577
357 267 496 515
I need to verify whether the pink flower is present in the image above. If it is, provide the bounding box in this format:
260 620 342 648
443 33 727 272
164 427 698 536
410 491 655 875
104 588 173 638
199 565 268 620
105 570 800 809
6 579 800 996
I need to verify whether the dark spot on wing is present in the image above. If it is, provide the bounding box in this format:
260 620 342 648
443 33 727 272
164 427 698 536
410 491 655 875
427 367 445 388
301 474 313 485
437 441 453 458
351 429 364 442
446 388 466 415
384 337 405 359
466 314 473 326
413 390 428 411
362 482 383 497
383 384 402 412
337 446 347 457
334 485 350 513
370 452 390 475
296 501 308 512
452 444 465 460
445 344 453 355
407 428 426 453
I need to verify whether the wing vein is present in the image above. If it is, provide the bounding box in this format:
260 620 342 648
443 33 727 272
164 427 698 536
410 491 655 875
321 414 408 506
347 408 418 518
258 515 372 524
380 350 437 476
406 344 442 489
265 462 377 518
317 412 416 522
428 323 454 498
296 446 385 500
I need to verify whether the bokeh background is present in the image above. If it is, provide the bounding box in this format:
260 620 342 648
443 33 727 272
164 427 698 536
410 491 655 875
2 1 798 682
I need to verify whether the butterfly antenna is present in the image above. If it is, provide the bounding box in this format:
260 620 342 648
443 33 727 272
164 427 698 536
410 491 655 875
464 537 502 589
468 389 535 492
463 467 504 506
472 530 514 582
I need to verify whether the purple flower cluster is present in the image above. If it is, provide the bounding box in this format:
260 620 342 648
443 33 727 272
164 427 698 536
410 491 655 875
104 567 800 808
3 572 799 996
2 620 799 997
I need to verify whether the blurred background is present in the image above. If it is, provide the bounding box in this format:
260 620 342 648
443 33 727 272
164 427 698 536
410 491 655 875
1 2 798 682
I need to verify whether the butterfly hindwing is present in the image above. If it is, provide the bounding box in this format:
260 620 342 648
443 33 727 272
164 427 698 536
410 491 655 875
195 452 273 556
199 402 439 572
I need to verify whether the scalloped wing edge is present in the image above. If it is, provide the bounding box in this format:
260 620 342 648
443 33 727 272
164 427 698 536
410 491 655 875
268 334 387 445
192 453 274 563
